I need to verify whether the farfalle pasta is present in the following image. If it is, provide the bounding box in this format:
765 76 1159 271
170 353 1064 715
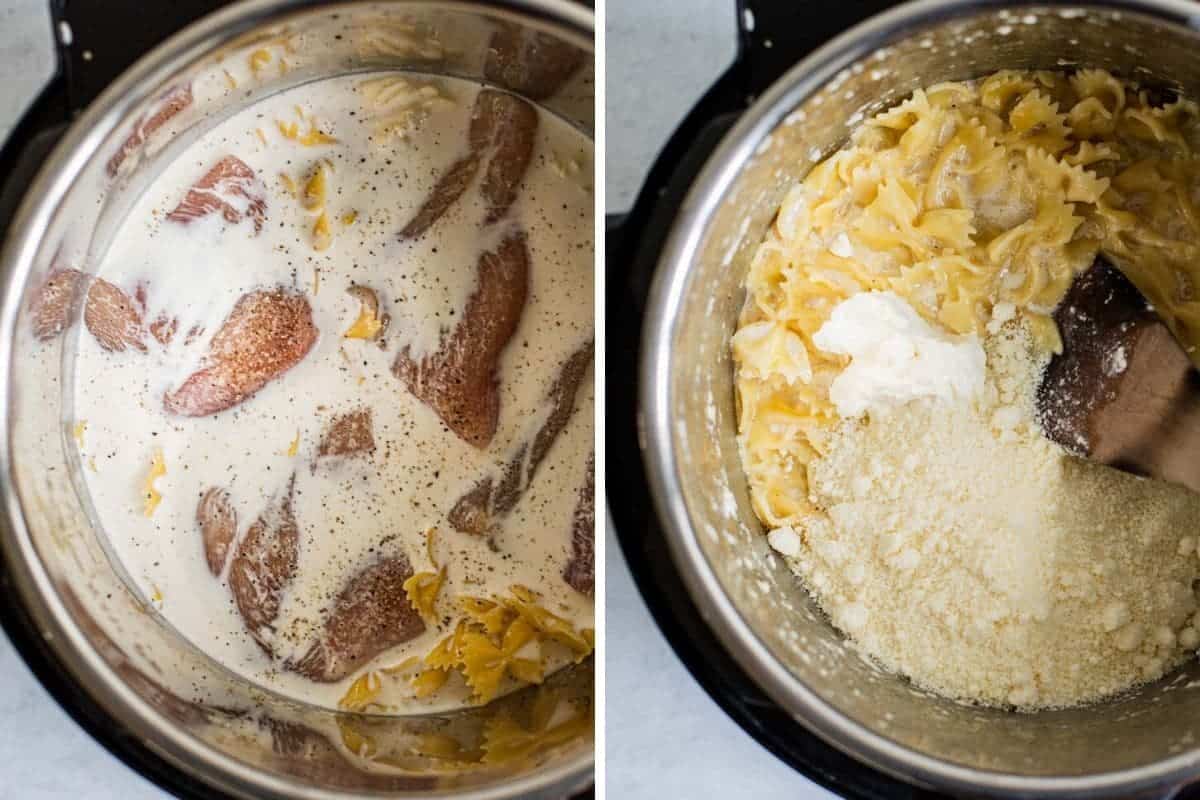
333 676 592 774
338 585 594 712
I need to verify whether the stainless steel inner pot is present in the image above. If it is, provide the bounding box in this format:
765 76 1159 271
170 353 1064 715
0 2 593 798
642 1 1200 796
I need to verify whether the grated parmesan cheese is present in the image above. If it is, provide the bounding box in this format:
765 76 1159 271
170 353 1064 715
773 323 1200 708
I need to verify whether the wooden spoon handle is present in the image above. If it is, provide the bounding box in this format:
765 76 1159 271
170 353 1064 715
1088 322 1200 493
1038 254 1200 494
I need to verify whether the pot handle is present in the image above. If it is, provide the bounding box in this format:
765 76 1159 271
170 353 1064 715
0 120 67 247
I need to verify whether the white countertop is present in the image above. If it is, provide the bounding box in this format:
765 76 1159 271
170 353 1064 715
0 0 53 143
0 636 163 800
605 0 737 215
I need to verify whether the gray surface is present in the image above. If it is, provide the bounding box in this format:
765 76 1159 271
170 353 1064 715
0 0 54 142
0 4 164 798
604 0 738 215
0 635 162 800
605 524 832 799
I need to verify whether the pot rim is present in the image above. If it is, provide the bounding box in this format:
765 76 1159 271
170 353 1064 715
640 0 1200 796
0 1 593 798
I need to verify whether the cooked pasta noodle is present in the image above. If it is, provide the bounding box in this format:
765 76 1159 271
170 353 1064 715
735 69 1200 528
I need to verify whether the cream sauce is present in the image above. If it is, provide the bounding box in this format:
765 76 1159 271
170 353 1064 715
71 72 593 713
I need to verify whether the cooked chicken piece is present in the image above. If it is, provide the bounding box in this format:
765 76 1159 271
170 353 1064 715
394 231 529 448
166 155 267 233
562 453 594 595
317 408 375 459
197 487 237 576
288 555 425 682
398 154 481 240
31 268 85 341
148 316 178 345
448 339 592 534
106 84 193 176
33 269 168 354
84 277 146 353
164 288 317 417
399 89 537 238
477 90 538 225
484 23 584 100
227 476 299 655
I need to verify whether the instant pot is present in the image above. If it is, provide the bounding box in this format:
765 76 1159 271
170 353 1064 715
610 0 1200 797
0 1 593 798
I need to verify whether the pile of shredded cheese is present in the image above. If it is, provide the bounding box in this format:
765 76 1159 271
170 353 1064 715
772 322 1200 707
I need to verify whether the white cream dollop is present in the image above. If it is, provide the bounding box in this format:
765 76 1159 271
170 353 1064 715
813 290 985 418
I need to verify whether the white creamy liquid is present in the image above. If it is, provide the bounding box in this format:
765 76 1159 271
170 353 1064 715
71 72 594 713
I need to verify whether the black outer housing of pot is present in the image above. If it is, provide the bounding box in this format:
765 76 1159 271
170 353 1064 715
0 2 603 799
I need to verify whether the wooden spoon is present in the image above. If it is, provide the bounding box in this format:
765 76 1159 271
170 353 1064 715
1037 255 1200 492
